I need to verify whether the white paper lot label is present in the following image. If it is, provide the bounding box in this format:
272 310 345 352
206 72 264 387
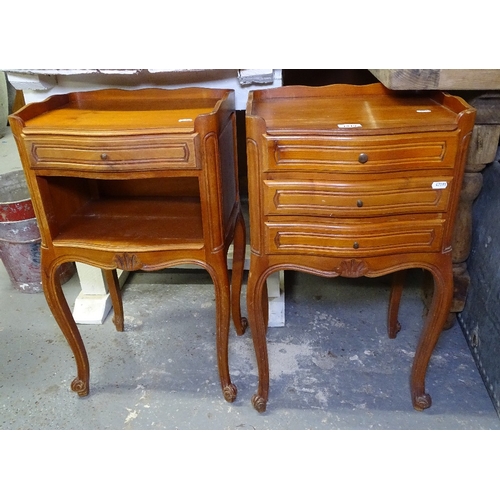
432 181 448 189
338 123 362 128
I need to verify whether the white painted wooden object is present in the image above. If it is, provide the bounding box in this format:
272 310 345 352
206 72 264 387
72 264 129 325
267 271 285 327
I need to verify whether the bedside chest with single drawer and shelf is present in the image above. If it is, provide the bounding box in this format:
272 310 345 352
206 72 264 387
9 87 247 402
245 83 475 412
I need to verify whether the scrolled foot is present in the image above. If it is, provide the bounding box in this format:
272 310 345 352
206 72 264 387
71 377 89 397
223 383 237 403
412 391 432 411
251 394 267 413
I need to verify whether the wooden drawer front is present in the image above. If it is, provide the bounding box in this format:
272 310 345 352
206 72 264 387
27 135 198 172
264 175 453 217
265 134 457 173
265 218 444 257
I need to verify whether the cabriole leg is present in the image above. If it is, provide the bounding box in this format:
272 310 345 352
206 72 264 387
210 259 237 403
231 209 248 335
410 261 453 410
42 256 90 396
247 261 270 412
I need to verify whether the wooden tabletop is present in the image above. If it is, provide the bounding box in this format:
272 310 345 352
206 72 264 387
251 92 460 135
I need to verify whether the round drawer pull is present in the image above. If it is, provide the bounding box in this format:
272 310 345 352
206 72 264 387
357 199 364 207
353 242 360 249
358 153 368 164
100 153 108 160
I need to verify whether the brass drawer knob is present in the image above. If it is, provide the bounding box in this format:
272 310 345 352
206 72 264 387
101 153 108 160
358 153 368 164
353 242 360 249
357 199 363 207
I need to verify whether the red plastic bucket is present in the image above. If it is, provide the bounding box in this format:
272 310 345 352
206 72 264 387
0 170 74 292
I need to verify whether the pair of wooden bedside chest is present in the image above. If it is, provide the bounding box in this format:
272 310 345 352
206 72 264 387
9 83 475 412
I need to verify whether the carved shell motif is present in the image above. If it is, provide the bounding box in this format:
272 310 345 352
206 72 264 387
113 253 143 271
335 259 369 278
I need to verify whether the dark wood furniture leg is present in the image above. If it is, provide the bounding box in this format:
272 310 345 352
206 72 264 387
247 258 270 413
42 255 90 397
231 209 248 335
387 269 406 339
103 268 124 332
411 257 454 410
207 251 236 402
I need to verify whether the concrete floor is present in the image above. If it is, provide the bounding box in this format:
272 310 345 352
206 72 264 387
1 252 499 430
2 127 500 430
